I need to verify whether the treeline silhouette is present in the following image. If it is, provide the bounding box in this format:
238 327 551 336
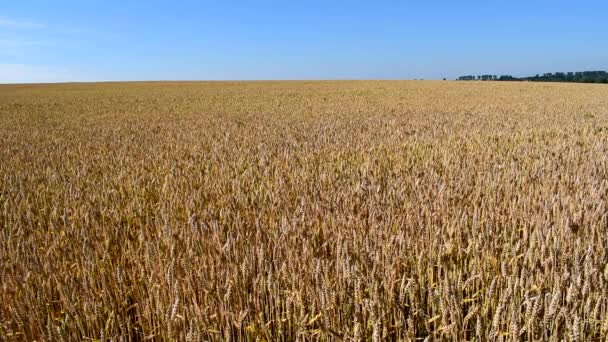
457 71 608 83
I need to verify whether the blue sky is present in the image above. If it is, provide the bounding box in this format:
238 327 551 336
1 1 607 83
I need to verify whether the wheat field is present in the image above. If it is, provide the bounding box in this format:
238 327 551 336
1 81 608 341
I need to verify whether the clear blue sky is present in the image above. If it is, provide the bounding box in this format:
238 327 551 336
1 1 607 83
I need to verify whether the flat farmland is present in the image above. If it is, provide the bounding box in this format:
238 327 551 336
1 81 608 340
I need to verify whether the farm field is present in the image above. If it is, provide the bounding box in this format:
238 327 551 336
1 81 608 341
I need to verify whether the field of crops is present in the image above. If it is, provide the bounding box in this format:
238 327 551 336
1 81 608 341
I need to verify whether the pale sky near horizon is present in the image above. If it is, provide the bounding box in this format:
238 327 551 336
1 1 607 83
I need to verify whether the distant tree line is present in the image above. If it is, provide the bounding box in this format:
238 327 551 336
524 71 608 83
457 71 608 84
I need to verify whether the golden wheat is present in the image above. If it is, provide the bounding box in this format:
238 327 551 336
1 81 608 340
